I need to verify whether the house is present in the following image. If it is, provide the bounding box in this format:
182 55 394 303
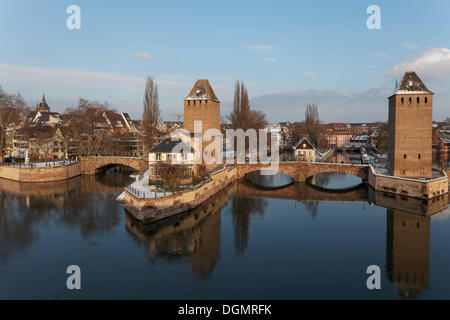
148 137 196 183
349 135 369 148
326 123 353 148
293 137 316 162
28 94 62 127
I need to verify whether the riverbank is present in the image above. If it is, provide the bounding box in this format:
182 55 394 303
0 162 81 182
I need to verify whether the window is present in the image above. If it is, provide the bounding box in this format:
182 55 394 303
409 97 412 104
425 97 428 104
401 97 404 104
403 154 407 159
156 153 161 161
421 168 425 174
417 97 420 104
418 154 421 159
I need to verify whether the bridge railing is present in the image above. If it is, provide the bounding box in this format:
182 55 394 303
0 159 79 168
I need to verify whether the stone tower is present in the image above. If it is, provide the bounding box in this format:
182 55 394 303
388 72 433 179
183 79 220 136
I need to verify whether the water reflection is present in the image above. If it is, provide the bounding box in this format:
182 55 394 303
331 151 361 164
245 171 294 189
0 171 449 299
386 210 430 298
309 172 363 191
126 188 228 278
0 173 133 264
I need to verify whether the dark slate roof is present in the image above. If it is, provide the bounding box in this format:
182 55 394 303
185 79 219 102
394 72 432 94
149 138 194 153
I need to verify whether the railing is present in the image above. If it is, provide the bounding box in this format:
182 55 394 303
0 159 79 168
125 184 174 199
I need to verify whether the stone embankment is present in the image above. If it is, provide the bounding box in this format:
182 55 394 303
124 166 236 223
0 162 81 182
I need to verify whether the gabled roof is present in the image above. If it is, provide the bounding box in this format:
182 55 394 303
185 79 219 102
149 138 194 153
393 71 433 95
293 137 315 150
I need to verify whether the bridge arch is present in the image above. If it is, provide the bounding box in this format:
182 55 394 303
80 157 148 175
236 162 369 183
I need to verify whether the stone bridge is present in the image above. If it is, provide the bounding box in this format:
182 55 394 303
80 156 148 175
236 161 369 182
234 181 368 202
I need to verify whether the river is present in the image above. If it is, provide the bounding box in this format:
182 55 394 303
0 170 449 300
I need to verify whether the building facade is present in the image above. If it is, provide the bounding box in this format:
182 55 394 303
388 72 433 179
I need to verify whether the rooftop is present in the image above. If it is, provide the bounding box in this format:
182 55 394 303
148 138 194 153
185 79 219 102
393 71 433 95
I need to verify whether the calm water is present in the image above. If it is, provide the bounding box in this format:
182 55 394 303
0 171 449 300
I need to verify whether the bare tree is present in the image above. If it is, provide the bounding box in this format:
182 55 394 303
64 98 112 156
142 77 160 150
0 87 28 162
228 81 267 131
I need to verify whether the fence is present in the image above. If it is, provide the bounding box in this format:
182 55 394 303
0 159 79 168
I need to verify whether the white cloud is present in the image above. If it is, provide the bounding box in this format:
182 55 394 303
400 42 420 51
385 48 450 80
264 57 278 62
304 72 317 78
373 52 390 59
133 51 153 60
246 45 274 54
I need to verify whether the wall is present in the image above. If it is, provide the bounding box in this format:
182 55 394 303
388 94 433 178
0 163 81 182
124 167 236 222
368 166 448 199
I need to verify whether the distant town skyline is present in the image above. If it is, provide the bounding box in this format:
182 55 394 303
1 0 450 122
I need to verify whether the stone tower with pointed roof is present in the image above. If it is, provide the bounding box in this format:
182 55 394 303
388 72 433 178
183 79 220 136
37 93 50 113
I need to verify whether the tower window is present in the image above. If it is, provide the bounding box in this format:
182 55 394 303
193 101 196 106
404 154 407 159
409 97 412 104
418 154 421 159
425 97 428 104
188 101 190 106
417 97 420 104
401 97 404 104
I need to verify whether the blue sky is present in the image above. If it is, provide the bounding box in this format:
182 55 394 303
1 0 449 122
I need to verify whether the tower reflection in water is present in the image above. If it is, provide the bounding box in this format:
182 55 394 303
369 189 448 298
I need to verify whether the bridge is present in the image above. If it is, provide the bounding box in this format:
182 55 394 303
234 180 368 202
236 161 369 182
80 156 148 175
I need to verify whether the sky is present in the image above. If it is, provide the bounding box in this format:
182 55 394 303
0 0 449 123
